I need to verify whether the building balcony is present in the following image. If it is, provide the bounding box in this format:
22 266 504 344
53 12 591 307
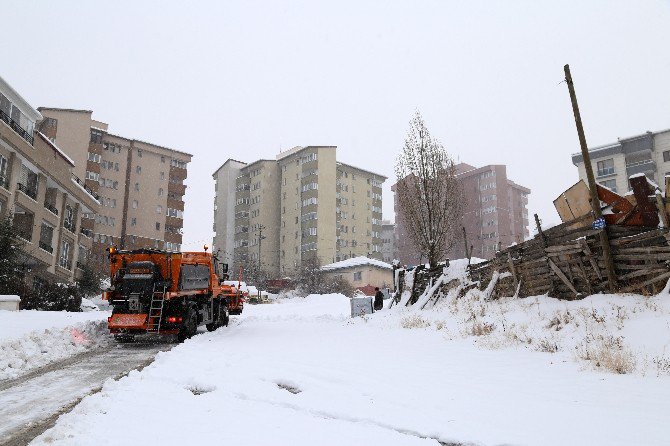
44 202 59 216
17 182 38 200
0 108 34 146
80 227 93 238
626 160 656 178
168 181 187 196
63 221 76 233
39 241 54 253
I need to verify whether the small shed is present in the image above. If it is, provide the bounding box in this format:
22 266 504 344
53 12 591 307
0 295 21 311
321 256 393 290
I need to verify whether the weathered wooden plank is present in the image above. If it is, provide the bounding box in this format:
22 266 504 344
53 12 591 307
617 268 669 282
613 253 670 261
547 258 579 297
612 246 670 254
609 228 668 246
618 271 670 293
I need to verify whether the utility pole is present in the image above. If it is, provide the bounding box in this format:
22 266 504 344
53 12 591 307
563 64 618 292
257 224 266 283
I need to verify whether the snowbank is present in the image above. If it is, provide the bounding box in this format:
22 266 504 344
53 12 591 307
0 310 111 381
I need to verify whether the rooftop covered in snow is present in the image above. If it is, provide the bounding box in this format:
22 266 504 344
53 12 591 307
321 256 392 271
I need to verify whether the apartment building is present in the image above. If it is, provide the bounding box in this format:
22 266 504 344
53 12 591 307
212 159 246 267
37 108 191 264
0 75 99 288
571 128 670 194
233 159 281 275
393 162 530 264
380 220 395 263
213 146 387 278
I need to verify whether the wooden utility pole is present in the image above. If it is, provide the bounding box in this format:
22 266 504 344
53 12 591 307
563 64 618 292
462 226 471 265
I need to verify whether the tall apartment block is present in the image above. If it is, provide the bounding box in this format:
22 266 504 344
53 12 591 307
37 108 191 264
571 128 670 194
393 162 530 264
0 75 99 288
212 146 386 278
380 220 395 263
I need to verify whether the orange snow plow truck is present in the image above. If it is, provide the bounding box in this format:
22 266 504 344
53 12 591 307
104 247 244 342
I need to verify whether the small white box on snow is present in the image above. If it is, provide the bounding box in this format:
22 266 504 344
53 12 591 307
350 297 373 317
0 295 21 311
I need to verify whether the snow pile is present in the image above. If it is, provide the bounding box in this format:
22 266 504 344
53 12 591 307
0 310 111 381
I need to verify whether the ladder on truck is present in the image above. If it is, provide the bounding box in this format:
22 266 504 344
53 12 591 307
147 283 168 333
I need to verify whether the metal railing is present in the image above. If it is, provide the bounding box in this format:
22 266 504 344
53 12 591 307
39 241 54 253
44 202 59 215
71 173 101 202
16 229 32 242
0 109 34 145
17 182 38 200
63 220 76 233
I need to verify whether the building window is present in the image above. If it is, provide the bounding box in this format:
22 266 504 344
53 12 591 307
161 156 165 163
664 151 670 163
134 183 139 191
59 239 72 269
136 165 142 174
64 206 75 232
156 222 161 231
87 152 101 163
158 188 164 196
599 179 617 192
137 149 143 158
353 271 362 281
90 129 103 144
156 205 163 214
160 172 165 180
596 159 615 177
132 200 138 209
131 218 137 226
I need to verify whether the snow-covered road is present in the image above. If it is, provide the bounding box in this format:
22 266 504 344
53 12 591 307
28 293 670 446
0 341 172 446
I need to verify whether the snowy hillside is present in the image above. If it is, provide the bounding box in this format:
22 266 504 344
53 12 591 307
33 291 670 446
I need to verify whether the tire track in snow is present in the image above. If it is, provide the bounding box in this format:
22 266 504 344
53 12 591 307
233 391 469 446
0 341 173 446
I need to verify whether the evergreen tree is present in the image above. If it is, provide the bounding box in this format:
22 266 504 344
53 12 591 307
0 216 24 295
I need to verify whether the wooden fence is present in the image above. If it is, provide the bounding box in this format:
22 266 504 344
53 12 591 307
467 213 670 300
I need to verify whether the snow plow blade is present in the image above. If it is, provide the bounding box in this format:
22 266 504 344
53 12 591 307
108 313 148 331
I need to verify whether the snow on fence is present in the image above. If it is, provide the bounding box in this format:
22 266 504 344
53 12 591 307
396 214 670 302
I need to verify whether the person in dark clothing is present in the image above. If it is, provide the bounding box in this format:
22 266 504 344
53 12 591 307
374 287 384 311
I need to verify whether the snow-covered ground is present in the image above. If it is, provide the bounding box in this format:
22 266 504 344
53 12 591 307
0 310 111 381
32 290 670 446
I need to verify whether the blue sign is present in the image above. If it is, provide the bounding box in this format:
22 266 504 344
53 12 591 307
592 217 606 230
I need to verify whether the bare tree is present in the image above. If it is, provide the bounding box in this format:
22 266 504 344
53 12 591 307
394 111 464 268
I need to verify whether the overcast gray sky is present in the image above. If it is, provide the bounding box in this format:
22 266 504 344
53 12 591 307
3 0 669 249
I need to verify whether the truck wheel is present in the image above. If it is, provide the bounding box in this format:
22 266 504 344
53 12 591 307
206 303 228 331
178 307 198 342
